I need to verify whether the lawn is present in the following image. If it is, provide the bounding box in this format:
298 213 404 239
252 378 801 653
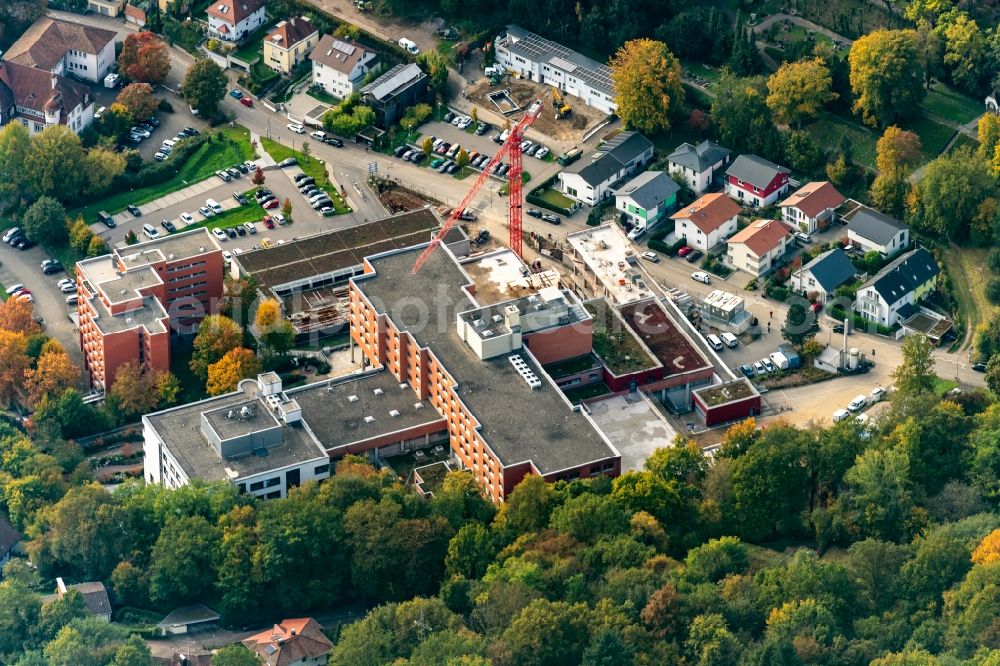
71 126 255 223
933 376 960 396
231 22 276 63
260 138 352 214
307 87 339 105
180 199 265 233
805 113 878 169
924 83 983 126
949 133 980 154
535 187 576 210
941 245 995 352
681 61 723 83
562 382 612 403
901 113 956 159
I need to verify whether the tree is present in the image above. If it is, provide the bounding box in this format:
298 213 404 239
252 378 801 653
301 141 311 159
22 196 67 244
972 528 1000 566
251 167 265 187
148 515 220 607
24 340 79 407
494 474 555 537
685 613 740 665
115 83 158 123
421 136 433 157
87 235 109 257
281 197 292 221
849 29 925 127
711 74 784 161
0 122 30 201
871 126 922 217
986 356 1000 395
892 334 936 396
111 635 153 666
499 599 591 666
22 125 87 201
84 147 127 198
729 27 762 76
211 645 261 666
784 131 825 177
253 300 294 356
938 9 987 94
886 399 971 493
118 32 170 85
190 314 243 378
766 57 836 128
838 448 916 541
456 148 470 168
0 297 41 335
783 302 817 344
445 523 496 580
108 361 179 421
206 347 262 396
609 38 684 133
182 58 226 117
684 536 749 583
0 330 30 406
979 113 1000 177
908 147 994 241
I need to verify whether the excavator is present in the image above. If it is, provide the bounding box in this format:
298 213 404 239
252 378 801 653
551 87 572 119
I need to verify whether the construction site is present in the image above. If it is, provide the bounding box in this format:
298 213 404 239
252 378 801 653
465 80 606 142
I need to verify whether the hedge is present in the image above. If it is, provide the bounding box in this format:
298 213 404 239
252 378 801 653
113 134 208 191
827 305 895 336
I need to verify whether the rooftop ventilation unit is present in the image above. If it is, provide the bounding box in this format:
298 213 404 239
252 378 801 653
373 388 384 395
347 394 358 402
363 415 375 423
389 409 400 417
473 319 485 327
509 355 542 389
492 314 504 323
482 329 494 338
414 402 424 409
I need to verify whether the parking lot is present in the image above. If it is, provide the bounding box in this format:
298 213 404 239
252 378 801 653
409 120 559 180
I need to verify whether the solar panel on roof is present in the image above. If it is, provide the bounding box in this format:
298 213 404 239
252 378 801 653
331 39 356 55
549 56 577 72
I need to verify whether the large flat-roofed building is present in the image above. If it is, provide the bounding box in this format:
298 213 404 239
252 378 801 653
351 243 620 502
77 228 223 389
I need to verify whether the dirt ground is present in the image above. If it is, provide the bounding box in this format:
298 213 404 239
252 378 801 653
465 80 605 143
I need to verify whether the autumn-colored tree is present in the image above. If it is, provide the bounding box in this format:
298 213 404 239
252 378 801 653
281 197 293 221
972 529 1000 566
456 148 470 168
610 38 684 133
191 314 243 378
871 126 922 217
422 136 433 157
118 32 170 85
206 347 262 396
0 330 30 405
766 57 836 128
115 83 158 123
24 339 79 406
938 10 987 95
87 235 109 257
69 215 93 254
107 361 180 421
848 29 925 127
84 147 127 198
0 297 40 335
978 113 1000 177
251 167 265 187
254 299 295 356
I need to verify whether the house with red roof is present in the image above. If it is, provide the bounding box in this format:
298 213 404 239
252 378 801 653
206 0 265 43
671 193 741 253
243 618 333 666
727 219 794 277
778 181 845 234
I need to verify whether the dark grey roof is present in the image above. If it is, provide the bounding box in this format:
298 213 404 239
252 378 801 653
0 514 19 555
501 25 613 95
863 248 939 304
667 140 731 172
847 207 907 246
157 604 220 628
603 131 653 165
799 248 856 292
361 63 425 102
70 582 111 617
614 171 679 210
563 131 652 187
725 154 789 189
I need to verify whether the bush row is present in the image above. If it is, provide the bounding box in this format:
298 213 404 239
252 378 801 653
113 134 209 191
827 305 895 336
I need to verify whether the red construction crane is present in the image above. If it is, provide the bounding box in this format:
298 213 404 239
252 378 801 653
411 100 543 274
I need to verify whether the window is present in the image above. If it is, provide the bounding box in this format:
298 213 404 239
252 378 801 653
249 481 264 491
314 463 330 475
265 477 280 487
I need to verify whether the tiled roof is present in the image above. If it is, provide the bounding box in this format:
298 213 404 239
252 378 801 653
311 34 372 75
243 618 333 666
671 193 741 235
667 140 731 173
0 61 91 118
779 181 845 218
728 219 792 256
847 207 907 246
4 17 116 71
862 247 939 305
797 248 856 292
206 0 264 24
265 17 317 50
726 154 790 189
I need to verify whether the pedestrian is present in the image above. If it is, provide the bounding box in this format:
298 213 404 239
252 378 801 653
769 310 772 319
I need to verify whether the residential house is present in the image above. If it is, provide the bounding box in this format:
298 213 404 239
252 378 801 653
3 16 117 84
724 154 791 208
263 17 319 75
206 0 265 43
855 247 939 327
727 219 793 277
493 25 616 114
846 207 910 258
790 248 857 303
779 181 845 234
360 63 428 128
558 131 654 206
0 61 95 135
666 140 732 194
613 171 679 235
156 605 221 635
46 578 112 622
0 514 19 567
671 192 741 253
243 618 333 666
87 0 126 16
311 35 378 100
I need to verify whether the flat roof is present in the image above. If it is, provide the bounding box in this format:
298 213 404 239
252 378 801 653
204 399 280 440
586 393 677 472
115 227 220 262
566 225 655 305
618 299 710 376
702 290 744 314
694 378 759 407
86 291 168 335
355 245 618 475
460 249 561 305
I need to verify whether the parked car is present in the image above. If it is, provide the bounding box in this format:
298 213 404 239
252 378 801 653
685 249 704 263
832 324 845 334
541 214 561 225
42 262 64 275
236 163 249 174
4 284 24 296
287 123 305 134
795 232 812 244
848 394 868 412
211 228 227 241
973 362 988 372
762 358 776 373
127 204 141 217
752 361 766 376
161 220 176 233
216 170 231 182
443 111 455 123
16 239 35 250
535 146 549 159
641 251 659 263
446 163 459 174
226 167 241 179
66 293 79 305
224 227 237 239
870 386 886 402
2 228 20 243
179 212 195 225
262 216 275 229
98 211 116 228
244 222 257 234
263 199 279 209
324 136 344 147
475 122 491 135
272 213 286 225
154 151 167 162
740 364 754 378
393 145 409 158
240 96 253 108
410 152 426 163
278 157 297 168
527 209 543 218
233 193 248 205
198 206 213 218
142 223 160 240
297 176 315 187
229 89 243 99
311 197 332 209
677 246 693 257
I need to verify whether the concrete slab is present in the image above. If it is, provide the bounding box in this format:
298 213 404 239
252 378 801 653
587 393 677 471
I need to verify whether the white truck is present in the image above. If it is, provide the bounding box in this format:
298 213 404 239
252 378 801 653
104 73 120 89
769 351 790 371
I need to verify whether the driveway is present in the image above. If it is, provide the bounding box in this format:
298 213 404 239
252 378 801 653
0 243 86 378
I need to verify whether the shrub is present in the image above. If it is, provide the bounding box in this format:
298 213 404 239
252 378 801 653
988 248 1000 274
648 239 671 254
987 278 1000 305
158 98 174 113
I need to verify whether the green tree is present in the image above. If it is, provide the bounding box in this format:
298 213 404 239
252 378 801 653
499 599 591 666
891 334 936 396
182 58 226 117
783 302 817 344
729 27 762 76
937 9 987 94
23 126 87 201
445 523 496 580
494 474 555 538
431 471 495 530
549 493 628 543
38 589 88 642
44 617 128 666
211 645 261 666
766 57 836 128
0 122 30 201
986 356 1000 394
838 448 917 541
683 536 749 583
0 579 42 655
329 598 464 666
111 635 154 666
845 539 911 614
609 38 684 133
908 147 995 241
582 628 635 666
886 399 972 493
685 613 741 666
848 29 925 127
190 314 243 379
148 515 220 607
22 196 67 244
710 74 784 161
784 131 825 177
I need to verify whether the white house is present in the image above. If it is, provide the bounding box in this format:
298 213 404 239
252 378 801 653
493 25 617 114
855 248 939 327
725 154 791 208
0 62 95 135
778 181 845 234
206 0 266 43
311 34 379 100
559 131 653 206
666 140 732 194
790 248 857 303
671 192 741 253
614 171 679 235
727 219 794 277
3 17 117 84
846 206 910 258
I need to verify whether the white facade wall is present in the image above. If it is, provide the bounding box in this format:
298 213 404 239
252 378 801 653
847 228 910 258
673 215 737 252
855 286 895 327
494 45 616 114
727 235 790 277
208 7 265 42
61 40 115 83
667 159 725 194
312 53 376 100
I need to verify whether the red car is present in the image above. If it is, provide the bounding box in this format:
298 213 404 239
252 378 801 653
263 199 279 209
677 246 693 257
240 97 253 108
262 216 275 229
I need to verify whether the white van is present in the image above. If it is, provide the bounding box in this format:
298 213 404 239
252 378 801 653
162 139 177 150
832 408 850 422
706 334 723 351
848 394 868 412
142 223 159 239
398 37 419 54
310 130 327 141
206 198 223 215
720 332 738 348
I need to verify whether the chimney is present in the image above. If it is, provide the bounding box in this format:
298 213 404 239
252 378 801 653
51 74 57 90
56 577 67 595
